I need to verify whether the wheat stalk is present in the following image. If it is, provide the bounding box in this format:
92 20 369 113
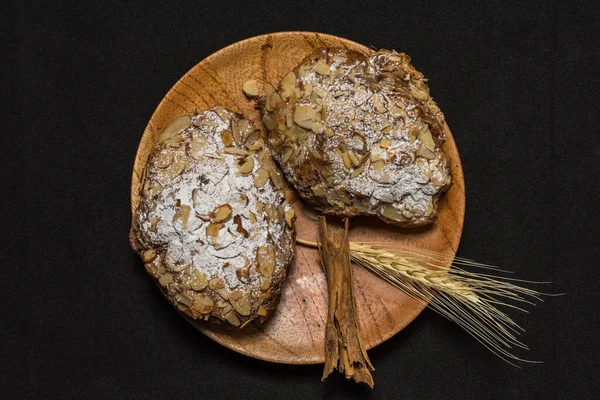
296 238 552 366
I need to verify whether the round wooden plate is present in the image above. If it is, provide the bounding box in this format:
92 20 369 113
130 32 465 364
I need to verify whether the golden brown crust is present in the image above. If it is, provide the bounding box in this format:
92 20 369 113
130 107 295 327
261 48 451 227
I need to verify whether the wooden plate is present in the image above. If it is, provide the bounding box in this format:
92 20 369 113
130 32 465 364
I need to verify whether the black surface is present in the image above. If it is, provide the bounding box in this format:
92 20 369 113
5 0 600 398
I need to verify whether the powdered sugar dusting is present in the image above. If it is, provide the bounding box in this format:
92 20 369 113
264 48 451 226
132 107 295 324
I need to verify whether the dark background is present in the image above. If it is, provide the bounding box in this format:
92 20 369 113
5 0 600 398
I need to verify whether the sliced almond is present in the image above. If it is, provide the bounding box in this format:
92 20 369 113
269 167 283 189
190 270 208 291
237 119 254 143
174 294 191 308
342 151 352 169
164 135 185 148
372 160 386 171
236 156 254 175
324 127 335 137
380 171 391 183
382 205 403 221
249 211 257 223
206 222 223 237
160 115 191 142
417 145 435 159
245 130 261 146
284 207 296 227
310 121 322 133
293 147 302 160
280 71 296 98
314 58 331 75
223 310 241 326
257 306 268 316
209 278 226 290
370 152 382 162
236 257 251 282
388 102 408 118
256 246 275 278
254 168 269 188
141 249 156 263
231 121 243 147
256 202 264 214
351 163 365 178
210 204 233 223
419 126 436 151
379 138 392 149
426 201 434 216
158 272 173 287
165 159 187 178
371 94 387 114
192 294 214 314
242 79 260 97
262 114 277 131
264 82 275 98
264 203 279 221
173 204 191 229
221 130 234 147
283 111 292 128
247 139 263 151
348 151 361 166
213 107 234 124
229 290 252 316
155 152 173 169
293 106 318 129
282 148 294 164
260 276 272 292
269 92 282 110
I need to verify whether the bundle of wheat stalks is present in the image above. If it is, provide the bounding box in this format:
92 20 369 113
297 238 551 366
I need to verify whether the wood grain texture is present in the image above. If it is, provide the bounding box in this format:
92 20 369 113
130 32 465 364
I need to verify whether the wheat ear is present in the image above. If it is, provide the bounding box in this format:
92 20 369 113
297 238 553 366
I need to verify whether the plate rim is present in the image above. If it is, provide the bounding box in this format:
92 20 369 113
130 31 465 364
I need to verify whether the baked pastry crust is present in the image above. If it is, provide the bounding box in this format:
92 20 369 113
261 48 451 227
130 107 296 327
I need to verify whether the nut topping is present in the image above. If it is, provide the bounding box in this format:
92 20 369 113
314 58 331 75
236 156 254 175
159 115 191 142
259 48 450 227
206 222 223 237
242 79 260 97
285 207 296 227
254 168 269 188
132 107 295 327
221 130 234 147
